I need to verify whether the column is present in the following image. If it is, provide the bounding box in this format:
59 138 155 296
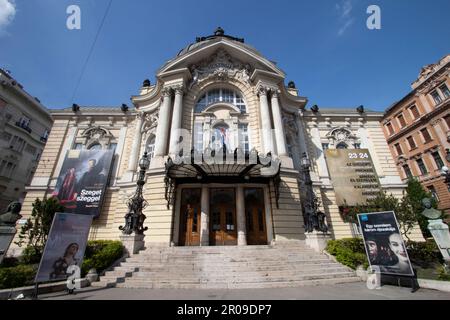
200 185 209 246
169 86 184 155
271 90 288 156
296 111 308 156
127 113 144 172
236 185 247 246
258 87 274 154
310 118 329 178
154 87 173 156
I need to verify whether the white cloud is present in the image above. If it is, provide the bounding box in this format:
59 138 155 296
336 0 354 36
0 0 16 32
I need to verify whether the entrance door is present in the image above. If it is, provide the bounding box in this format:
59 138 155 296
245 188 267 245
209 188 237 246
179 188 201 246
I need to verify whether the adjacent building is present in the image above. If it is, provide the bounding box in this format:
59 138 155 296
0 69 53 212
382 55 450 215
14 29 423 253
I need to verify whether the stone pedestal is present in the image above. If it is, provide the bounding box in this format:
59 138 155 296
428 219 450 262
0 226 17 264
305 231 332 253
119 234 145 255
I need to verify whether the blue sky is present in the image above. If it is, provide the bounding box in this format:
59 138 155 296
1 0 449 111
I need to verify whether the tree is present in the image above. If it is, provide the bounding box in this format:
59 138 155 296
342 191 418 240
14 197 65 256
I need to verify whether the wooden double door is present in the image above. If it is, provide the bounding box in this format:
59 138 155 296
209 188 237 246
179 188 201 246
245 188 268 245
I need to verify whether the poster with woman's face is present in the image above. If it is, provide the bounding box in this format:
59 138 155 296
357 211 414 276
35 213 93 283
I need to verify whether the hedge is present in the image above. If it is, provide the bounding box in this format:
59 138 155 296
0 265 37 290
325 238 368 270
81 240 124 277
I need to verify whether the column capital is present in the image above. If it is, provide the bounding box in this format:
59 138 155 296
172 85 186 96
161 87 173 97
270 89 281 99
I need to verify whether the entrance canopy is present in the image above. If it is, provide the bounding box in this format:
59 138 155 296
164 148 281 208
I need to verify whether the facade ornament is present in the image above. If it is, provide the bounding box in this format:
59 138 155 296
326 127 358 148
81 126 113 148
142 112 159 133
161 87 173 98
0 202 22 226
282 113 299 135
188 49 252 89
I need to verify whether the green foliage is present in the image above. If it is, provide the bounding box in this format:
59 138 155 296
0 265 37 290
0 257 19 268
438 265 450 281
406 240 443 267
326 238 368 270
81 240 124 277
20 246 43 265
14 197 65 255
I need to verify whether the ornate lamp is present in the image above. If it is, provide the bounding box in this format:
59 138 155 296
119 152 150 235
301 152 328 233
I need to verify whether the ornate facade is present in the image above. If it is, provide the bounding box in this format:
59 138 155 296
14 29 424 253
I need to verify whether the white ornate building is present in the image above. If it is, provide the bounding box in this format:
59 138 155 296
17 29 424 251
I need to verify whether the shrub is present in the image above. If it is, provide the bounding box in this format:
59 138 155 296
20 246 43 265
0 265 37 290
406 240 443 267
81 240 124 277
0 257 19 268
438 265 450 281
326 238 368 270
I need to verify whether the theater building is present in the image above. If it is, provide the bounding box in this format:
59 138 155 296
17 29 424 252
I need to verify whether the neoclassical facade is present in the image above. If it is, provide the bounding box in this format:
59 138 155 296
16 29 424 251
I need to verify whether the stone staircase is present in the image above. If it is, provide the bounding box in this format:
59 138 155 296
91 242 361 289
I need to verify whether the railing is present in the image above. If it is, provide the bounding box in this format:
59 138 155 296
15 121 32 134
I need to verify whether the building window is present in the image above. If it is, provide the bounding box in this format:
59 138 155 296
430 90 443 105
211 124 230 151
195 88 246 113
420 128 433 143
407 136 416 149
439 83 450 99
0 132 12 143
145 135 156 161
427 186 439 201
193 123 203 153
409 105 420 120
336 142 348 149
394 143 403 156
445 114 450 130
322 143 329 150
10 136 26 152
354 143 361 149
416 158 428 175
431 151 444 170
238 124 249 153
386 122 394 136
397 113 407 128
0 161 16 178
402 164 413 179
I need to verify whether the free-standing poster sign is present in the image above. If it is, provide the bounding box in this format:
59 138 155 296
35 213 93 283
52 149 114 217
357 211 414 276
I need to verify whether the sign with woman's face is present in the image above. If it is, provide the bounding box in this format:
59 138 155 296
358 211 414 276
35 213 93 283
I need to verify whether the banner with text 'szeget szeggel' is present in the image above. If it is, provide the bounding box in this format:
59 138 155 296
357 211 414 276
52 149 114 218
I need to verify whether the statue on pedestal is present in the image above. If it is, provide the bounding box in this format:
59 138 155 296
0 202 22 227
420 198 442 220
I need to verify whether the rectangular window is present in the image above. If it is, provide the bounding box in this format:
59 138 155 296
193 122 203 153
420 128 432 143
238 124 249 153
431 91 443 105
407 136 416 149
394 143 403 155
416 158 428 175
431 151 444 169
386 122 394 135
403 164 413 179
397 114 407 128
439 83 450 99
427 186 439 201
409 105 420 119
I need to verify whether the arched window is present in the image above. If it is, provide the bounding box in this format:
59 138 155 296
211 124 230 151
146 135 156 161
88 143 102 150
195 88 246 113
336 142 348 149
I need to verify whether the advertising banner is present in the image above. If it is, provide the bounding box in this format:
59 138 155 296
52 149 114 217
357 211 414 276
35 213 92 283
325 149 381 206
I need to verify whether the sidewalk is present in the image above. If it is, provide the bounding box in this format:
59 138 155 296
38 282 450 300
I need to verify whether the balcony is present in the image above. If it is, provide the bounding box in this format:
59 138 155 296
15 121 32 134
40 136 48 143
